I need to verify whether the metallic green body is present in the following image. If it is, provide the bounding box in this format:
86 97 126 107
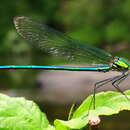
112 57 129 73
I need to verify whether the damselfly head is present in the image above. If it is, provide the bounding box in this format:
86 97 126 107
112 57 129 72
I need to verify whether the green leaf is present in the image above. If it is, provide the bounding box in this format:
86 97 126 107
54 118 87 130
54 90 130 129
0 93 53 130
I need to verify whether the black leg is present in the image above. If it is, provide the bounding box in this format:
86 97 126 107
112 73 130 102
93 74 123 109
82 75 122 119
82 73 130 119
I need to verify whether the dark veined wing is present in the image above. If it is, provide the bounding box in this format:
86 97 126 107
14 16 112 64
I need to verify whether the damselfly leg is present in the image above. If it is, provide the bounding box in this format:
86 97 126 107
112 73 130 102
82 75 121 118
93 73 130 109
82 73 130 118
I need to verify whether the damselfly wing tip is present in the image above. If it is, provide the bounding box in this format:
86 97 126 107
14 16 23 24
14 16 22 30
13 16 27 38
13 16 27 29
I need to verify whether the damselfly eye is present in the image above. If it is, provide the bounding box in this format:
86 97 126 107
114 57 119 62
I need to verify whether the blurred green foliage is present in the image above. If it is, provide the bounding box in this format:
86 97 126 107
0 0 130 54
62 0 130 45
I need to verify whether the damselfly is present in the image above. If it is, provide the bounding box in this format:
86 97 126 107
1 16 130 109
